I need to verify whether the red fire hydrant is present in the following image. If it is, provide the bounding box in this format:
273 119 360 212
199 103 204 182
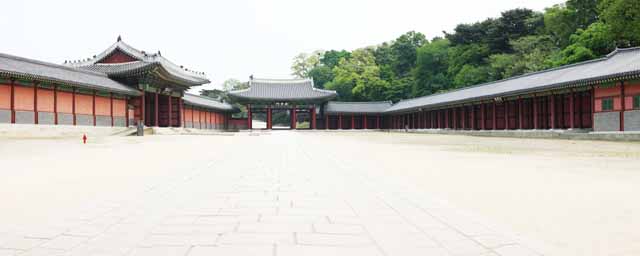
82 134 87 144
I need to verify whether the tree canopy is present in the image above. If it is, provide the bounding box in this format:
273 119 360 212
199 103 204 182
291 0 639 103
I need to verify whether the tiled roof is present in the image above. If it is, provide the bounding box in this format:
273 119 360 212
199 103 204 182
67 39 210 86
0 53 139 95
183 93 238 112
228 78 337 102
385 47 640 113
325 101 392 114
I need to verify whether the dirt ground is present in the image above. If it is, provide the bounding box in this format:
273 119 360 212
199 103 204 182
1 131 639 255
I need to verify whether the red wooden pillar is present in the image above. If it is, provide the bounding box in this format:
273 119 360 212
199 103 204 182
492 102 497 130
620 81 625 131
325 112 329 130
72 88 77 126
569 89 575 129
110 92 114 126
591 87 595 128
179 98 184 127
247 104 252 129
376 115 380 129
34 82 38 124
267 106 272 129
533 96 538 129
168 95 173 127
518 97 523 129
549 94 555 129
452 108 457 129
462 107 466 130
481 103 486 130
363 114 367 129
191 106 194 128
338 113 342 129
53 85 58 125
140 91 145 126
578 92 584 128
9 80 15 123
154 92 159 127
504 100 509 130
311 106 317 129
291 105 297 129
351 114 355 129
93 90 97 126
470 105 475 130
125 96 129 127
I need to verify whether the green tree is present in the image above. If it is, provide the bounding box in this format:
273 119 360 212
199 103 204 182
453 65 492 87
599 0 640 47
413 38 451 96
291 50 323 78
325 49 384 101
307 66 333 89
320 50 351 68
390 31 427 76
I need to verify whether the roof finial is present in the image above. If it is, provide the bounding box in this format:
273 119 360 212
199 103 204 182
250 74 254 80
157 50 161 56
117 35 122 42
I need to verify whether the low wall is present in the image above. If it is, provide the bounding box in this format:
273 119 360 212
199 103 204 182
389 128 640 142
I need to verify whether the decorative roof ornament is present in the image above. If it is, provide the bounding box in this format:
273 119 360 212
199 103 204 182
117 35 122 42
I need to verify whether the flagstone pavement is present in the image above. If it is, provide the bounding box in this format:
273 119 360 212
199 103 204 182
0 132 542 256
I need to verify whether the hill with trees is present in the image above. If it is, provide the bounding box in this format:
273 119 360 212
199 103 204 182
290 0 640 102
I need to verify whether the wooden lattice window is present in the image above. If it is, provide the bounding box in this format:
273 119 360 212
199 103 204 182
602 98 614 111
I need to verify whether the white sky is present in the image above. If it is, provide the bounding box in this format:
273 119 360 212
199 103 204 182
2 0 561 91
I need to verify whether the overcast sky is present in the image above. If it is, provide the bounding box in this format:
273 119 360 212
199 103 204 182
2 0 561 91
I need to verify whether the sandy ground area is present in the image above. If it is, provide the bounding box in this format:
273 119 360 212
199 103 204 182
0 131 639 255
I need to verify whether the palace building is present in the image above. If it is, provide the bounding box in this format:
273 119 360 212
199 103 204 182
1 38 639 133
0 37 236 129
232 47 640 132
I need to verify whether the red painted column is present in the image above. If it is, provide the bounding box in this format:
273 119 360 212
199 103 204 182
53 85 58 125
168 95 173 127
267 106 272 129
351 113 355 129
311 107 317 129
338 113 342 129
125 97 129 127
93 90 96 126
578 92 584 128
325 112 329 130
549 94 555 129
72 88 77 126
110 92 114 127
10 80 15 123
376 115 380 129
481 103 486 130
492 102 497 130
34 82 38 124
291 105 297 129
533 96 538 129
462 107 466 130
191 106 194 128
470 105 475 130
452 108 457 129
620 81 625 131
363 114 367 129
518 97 523 129
179 98 183 127
140 91 145 126
247 104 252 129
569 90 575 129
591 87 595 128
154 92 159 127
504 100 508 130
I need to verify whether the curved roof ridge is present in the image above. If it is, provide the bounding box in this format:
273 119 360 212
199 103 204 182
329 100 392 104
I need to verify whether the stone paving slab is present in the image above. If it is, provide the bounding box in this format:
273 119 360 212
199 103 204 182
1 133 544 256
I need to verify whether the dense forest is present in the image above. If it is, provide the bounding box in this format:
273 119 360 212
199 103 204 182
287 0 640 102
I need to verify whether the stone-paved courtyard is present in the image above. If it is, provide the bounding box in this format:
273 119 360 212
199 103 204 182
1 131 639 256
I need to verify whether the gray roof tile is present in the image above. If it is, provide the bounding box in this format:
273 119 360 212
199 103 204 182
385 47 640 113
228 78 337 102
326 101 392 114
0 53 139 95
183 93 238 112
